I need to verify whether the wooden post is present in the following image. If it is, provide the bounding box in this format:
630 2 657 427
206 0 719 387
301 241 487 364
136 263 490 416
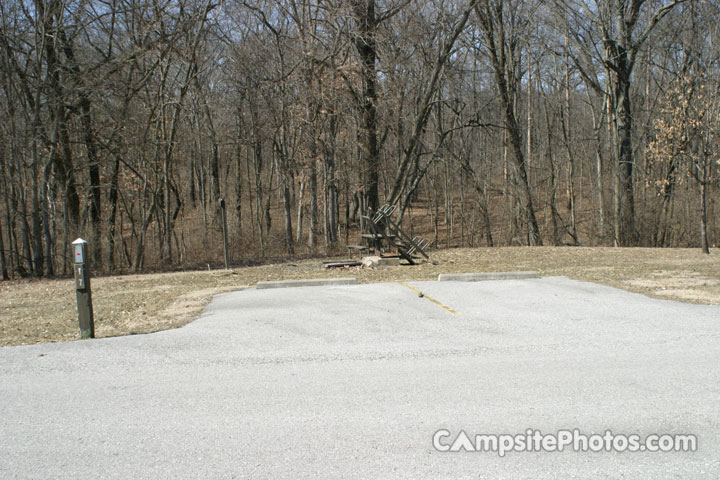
220 198 230 269
72 238 94 339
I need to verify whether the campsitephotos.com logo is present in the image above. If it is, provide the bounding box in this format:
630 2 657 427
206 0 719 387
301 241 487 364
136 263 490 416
433 429 697 457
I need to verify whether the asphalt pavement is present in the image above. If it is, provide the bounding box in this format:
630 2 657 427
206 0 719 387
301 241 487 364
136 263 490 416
1 276 719 479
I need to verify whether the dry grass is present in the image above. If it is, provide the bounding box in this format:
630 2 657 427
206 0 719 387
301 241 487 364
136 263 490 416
1 247 718 346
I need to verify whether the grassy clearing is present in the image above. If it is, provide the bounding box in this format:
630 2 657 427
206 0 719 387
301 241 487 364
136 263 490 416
1 247 718 346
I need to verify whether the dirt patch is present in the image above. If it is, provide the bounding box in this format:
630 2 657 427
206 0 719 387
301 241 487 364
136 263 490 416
652 289 720 303
154 285 246 324
623 271 720 304
1 247 719 346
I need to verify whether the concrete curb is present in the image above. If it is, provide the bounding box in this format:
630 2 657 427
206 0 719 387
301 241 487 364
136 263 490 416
255 278 357 289
437 271 540 282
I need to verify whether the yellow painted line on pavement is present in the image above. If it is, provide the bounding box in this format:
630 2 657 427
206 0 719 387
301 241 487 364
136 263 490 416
396 282 459 315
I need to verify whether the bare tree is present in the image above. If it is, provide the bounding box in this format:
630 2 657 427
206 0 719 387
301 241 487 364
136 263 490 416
556 0 685 245
474 0 543 245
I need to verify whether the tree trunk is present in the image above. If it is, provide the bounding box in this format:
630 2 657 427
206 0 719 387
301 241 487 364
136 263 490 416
283 180 294 255
206 99 221 204
700 179 709 254
59 27 102 267
106 156 120 271
19 190 32 275
0 218 7 280
275 142 294 255
352 0 380 213
308 157 318 250
475 1 542 246
36 0 81 241
31 168 43 276
542 92 561 246
506 106 542 246
563 54 577 242
4 181 17 277
614 75 636 246
324 113 339 244
235 108 243 234
586 89 605 241
483 186 493 247
296 178 305 243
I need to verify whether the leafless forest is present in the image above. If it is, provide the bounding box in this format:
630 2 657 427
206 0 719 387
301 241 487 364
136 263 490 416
0 0 718 278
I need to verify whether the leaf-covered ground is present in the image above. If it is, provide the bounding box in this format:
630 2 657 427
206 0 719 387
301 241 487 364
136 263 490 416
1 247 718 346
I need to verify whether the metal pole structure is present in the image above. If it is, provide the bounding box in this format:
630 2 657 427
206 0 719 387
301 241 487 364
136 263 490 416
72 238 95 339
220 198 230 269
